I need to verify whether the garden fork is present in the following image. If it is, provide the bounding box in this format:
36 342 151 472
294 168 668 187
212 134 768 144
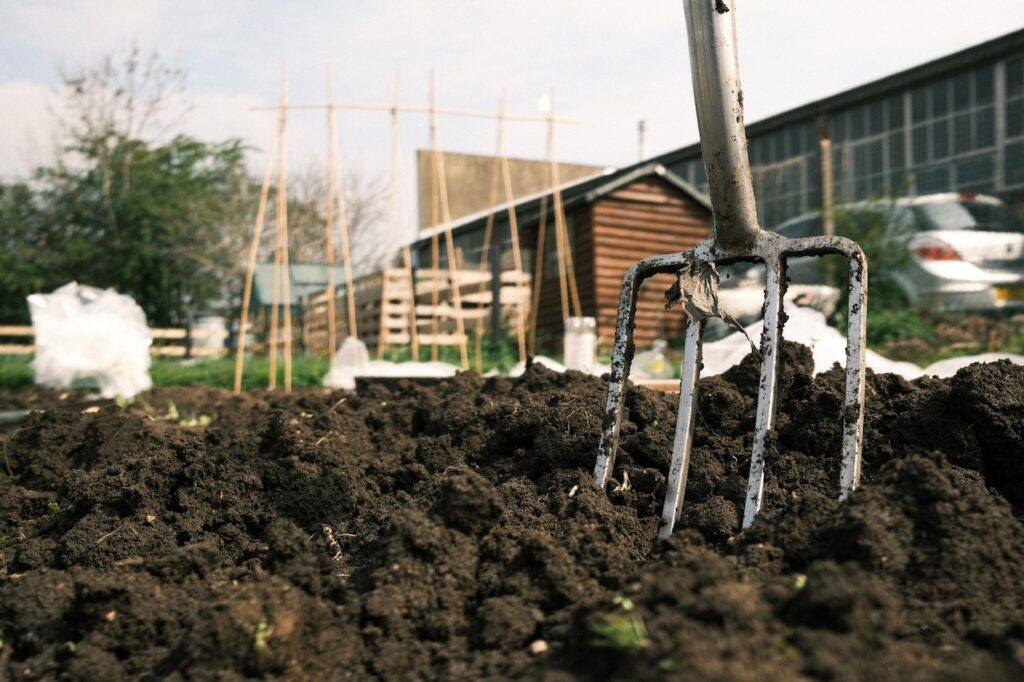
593 0 868 539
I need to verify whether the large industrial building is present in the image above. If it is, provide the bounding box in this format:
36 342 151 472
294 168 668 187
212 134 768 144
657 27 1024 228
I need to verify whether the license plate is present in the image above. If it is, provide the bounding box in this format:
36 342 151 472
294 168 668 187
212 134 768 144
994 286 1024 301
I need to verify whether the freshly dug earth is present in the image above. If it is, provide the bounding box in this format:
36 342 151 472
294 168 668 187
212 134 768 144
2 342 1024 680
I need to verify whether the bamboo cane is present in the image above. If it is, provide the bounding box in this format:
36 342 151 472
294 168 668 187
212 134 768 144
388 72 419 360
279 74 293 392
528 190 548 356
330 84 358 344
233 136 275 393
268 83 287 390
430 72 469 369
473 100 504 373
500 130 528 362
546 91 582 319
324 64 338 360
429 146 441 362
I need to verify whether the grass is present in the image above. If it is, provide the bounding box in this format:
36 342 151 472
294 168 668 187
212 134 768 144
0 336 534 393
0 356 33 391
588 612 650 651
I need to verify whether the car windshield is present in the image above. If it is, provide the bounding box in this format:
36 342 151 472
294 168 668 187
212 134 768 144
912 200 1024 233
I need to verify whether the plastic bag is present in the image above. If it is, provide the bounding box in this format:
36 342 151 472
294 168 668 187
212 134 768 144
28 282 153 398
323 337 371 390
632 339 675 379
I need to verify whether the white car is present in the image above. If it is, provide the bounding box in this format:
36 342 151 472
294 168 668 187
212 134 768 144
761 192 1024 313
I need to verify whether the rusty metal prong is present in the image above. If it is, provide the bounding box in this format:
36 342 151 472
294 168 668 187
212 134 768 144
741 253 785 529
594 252 691 489
658 317 705 539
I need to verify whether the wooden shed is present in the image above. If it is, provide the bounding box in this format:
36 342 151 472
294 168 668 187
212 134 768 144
411 162 712 353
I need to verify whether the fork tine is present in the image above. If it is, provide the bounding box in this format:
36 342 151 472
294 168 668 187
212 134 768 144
839 250 868 498
741 257 785 529
594 263 646 488
595 253 691 488
658 317 704 539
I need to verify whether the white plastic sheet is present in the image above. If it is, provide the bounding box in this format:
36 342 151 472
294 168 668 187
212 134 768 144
28 282 153 398
701 306 923 378
323 337 459 390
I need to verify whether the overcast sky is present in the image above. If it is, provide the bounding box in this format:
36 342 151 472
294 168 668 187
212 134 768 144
4 1 1024 192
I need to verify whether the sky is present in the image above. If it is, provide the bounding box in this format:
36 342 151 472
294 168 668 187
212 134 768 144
3 1 1024 206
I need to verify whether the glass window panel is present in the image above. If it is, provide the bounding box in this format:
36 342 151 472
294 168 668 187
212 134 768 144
888 132 905 171
869 101 884 135
889 170 910 194
1007 99 1024 139
870 140 885 175
789 127 802 155
853 174 867 200
976 107 995 148
851 106 865 138
975 64 994 103
917 165 949 194
955 154 994 190
888 94 904 128
832 113 846 142
912 125 929 164
912 88 929 122
932 120 949 159
854 144 867 178
868 174 886 197
953 73 971 110
1005 141 1024 187
775 133 786 161
1006 58 1024 99
932 81 949 117
953 112 972 154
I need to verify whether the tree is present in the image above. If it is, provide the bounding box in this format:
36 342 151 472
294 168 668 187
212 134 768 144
285 161 392 274
0 47 250 326
31 135 249 326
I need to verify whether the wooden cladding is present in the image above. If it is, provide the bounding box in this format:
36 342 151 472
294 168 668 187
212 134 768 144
529 176 711 353
590 179 710 349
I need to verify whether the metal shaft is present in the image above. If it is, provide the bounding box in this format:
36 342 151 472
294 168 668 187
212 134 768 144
682 0 761 250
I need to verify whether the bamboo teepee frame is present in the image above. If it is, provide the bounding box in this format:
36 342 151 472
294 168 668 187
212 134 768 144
237 71 580 380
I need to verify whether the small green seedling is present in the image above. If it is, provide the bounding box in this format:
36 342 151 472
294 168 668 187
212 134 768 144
253 621 272 653
588 613 650 651
48 501 62 516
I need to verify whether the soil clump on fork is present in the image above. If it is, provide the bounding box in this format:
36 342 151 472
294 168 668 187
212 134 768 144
2 342 1024 680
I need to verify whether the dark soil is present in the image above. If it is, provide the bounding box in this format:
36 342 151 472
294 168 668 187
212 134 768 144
2 342 1024 680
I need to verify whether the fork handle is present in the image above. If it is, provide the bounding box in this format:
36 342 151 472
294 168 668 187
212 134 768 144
683 0 762 249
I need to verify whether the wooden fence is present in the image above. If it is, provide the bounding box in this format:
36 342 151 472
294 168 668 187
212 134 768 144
0 325 229 358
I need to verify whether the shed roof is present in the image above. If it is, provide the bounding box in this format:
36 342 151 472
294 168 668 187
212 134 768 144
411 162 711 247
252 263 350 306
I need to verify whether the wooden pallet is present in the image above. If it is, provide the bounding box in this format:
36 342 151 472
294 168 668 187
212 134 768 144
302 266 531 355
304 267 417 354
